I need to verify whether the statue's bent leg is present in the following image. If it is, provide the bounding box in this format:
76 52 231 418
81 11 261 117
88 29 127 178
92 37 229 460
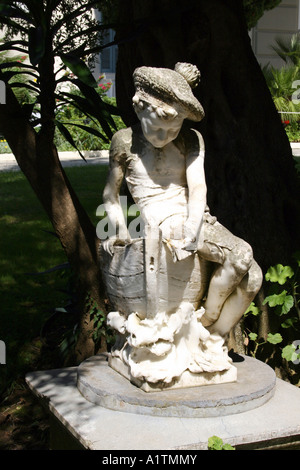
201 240 254 325
198 218 263 333
208 260 263 337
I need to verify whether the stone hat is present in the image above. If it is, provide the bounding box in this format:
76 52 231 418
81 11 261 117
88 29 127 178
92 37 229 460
133 62 205 122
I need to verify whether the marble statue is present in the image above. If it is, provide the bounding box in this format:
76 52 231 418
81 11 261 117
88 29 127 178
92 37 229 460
99 63 263 391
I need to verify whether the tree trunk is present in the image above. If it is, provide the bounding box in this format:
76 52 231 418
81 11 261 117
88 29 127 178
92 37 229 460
115 0 300 274
0 83 104 363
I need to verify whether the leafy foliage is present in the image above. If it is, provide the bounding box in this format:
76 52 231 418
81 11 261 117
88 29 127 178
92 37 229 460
262 63 300 122
272 33 300 67
244 255 300 375
0 47 37 105
264 290 294 315
86 292 115 350
0 1 120 154
55 91 125 152
262 33 300 144
282 343 300 363
244 301 260 317
207 436 235 451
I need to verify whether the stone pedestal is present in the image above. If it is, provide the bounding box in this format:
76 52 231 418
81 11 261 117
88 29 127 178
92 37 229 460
107 354 237 393
26 354 300 450
77 354 274 417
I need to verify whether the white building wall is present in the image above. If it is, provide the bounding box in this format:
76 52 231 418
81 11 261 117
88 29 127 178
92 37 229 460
92 9 117 98
252 0 300 67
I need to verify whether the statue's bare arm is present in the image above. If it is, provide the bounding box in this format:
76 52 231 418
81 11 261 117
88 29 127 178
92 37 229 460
180 130 207 250
102 139 131 254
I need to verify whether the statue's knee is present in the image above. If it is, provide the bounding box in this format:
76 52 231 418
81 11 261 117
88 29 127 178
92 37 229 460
228 242 253 277
247 261 263 296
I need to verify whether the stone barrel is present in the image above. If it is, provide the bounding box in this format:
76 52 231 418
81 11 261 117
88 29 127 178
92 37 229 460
100 237 210 318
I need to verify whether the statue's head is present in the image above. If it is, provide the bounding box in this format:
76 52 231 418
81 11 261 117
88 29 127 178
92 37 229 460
132 63 205 123
132 63 204 148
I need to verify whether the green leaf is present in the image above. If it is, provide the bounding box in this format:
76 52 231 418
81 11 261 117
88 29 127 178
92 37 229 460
207 436 235 450
60 53 98 88
282 344 297 362
263 290 294 314
281 317 298 328
59 88 114 140
249 332 258 341
244 302 260 316
28 26 45 66
281 295 294 314
73 79 117 134
55 120 86 161
267 333 283 345
61 122 109 143
263 292 284 307
222 443 235 450
208 436 224 450
265 264 294 285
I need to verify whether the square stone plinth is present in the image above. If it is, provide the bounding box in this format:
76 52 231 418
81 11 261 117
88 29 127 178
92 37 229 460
26 359 300 451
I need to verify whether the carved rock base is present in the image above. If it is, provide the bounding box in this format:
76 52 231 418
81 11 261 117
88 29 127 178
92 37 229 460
107 303 236 391
108 355 237 392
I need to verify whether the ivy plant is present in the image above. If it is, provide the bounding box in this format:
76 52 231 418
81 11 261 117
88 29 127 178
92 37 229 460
244 254 300 365
207 436 235 451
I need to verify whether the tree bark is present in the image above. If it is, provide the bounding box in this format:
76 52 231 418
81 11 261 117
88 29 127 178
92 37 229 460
115 0 300 274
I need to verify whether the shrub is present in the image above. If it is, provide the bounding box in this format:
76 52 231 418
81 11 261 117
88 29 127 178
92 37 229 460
54 76 126 152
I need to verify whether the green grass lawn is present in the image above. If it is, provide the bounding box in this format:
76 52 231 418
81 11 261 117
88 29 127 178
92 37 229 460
0 164 109 394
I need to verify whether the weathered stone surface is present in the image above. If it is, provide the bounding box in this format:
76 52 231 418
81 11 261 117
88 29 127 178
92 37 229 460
77 354 275 418
26 359 300 450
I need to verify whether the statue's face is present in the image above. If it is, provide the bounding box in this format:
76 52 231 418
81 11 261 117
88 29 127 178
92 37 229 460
138 106 184 148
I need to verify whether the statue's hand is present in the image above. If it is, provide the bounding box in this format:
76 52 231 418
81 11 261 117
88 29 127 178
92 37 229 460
169 220 197 242
182 238 197 252
102 237 132 256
